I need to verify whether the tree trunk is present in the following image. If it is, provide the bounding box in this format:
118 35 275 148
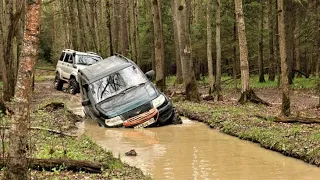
275 0 281 87
77 0 88 51
316 0 320 78
235 0 268 105
68 0 79 50
268 0 276 81
294 9 301 78
113 0 120 53
83 0 97 51
134 0 141 66
215 0 222 101
1 1 23 101
285 0 295 84
258 1 265 83
233 10 238 89
0 0 4 83
207 0 214 94
121 0 128 56
171 0 183 84
176 0 200 102
1 158 106 174
278 0 290 116
234 0 250 96
152 0 165 92
61 0 71 48
106 0 113 56
5 1 41 179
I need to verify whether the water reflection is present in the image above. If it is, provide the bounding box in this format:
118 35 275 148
83 118 320 180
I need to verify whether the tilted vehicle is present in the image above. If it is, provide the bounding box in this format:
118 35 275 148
78 54 180 128
54 49 103 94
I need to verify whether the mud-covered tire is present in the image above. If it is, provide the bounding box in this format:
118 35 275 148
171 109 182 124
69 78 80 94
54 73 63 91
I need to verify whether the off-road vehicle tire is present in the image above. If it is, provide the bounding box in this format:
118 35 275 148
69 78 80 94
54 73 63 90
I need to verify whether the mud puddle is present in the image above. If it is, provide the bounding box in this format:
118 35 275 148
81 117 320 180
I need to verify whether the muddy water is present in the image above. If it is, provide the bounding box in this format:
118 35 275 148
80 117 320 180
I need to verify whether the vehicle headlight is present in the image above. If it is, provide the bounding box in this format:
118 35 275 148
105 116 124 126
152 94 166 108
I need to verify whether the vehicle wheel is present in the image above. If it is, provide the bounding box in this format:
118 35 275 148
69 78 80 94
171 110 182 125
54 73 63 91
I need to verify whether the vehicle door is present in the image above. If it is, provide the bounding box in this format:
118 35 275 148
64 53 75 80
60 53 70 79
56 52 65 75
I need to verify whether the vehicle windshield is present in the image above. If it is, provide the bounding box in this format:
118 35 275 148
76 55 101 65
89 66 148 103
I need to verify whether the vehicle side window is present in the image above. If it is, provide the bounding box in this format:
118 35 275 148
59 52 65 61
64 54 70 63
68 55 74 64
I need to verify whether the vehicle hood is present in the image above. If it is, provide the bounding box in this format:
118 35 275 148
96 83 159 118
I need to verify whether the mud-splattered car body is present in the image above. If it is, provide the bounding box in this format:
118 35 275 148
78 54 179 128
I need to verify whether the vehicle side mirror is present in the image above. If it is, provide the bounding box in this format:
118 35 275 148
82 99 91 106
73 64 77 68
145 70 155 80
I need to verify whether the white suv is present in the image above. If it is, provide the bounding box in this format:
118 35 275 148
54 49 102 94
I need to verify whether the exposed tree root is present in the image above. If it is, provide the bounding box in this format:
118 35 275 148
0 100 12 115
0 158 106 173
274 116 320 124
238 89 271 106
0 126 77 137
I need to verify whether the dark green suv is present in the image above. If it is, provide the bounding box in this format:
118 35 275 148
78 54 180 128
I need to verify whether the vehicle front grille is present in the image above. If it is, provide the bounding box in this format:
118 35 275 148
121 102 152 120
123 108 158 127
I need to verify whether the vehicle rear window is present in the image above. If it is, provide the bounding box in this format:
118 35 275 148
59 52 65 61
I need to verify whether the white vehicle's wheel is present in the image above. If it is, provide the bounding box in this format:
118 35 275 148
54 73 63 90
68 78 80 94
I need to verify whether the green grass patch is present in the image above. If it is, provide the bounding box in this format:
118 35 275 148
167 75 318 89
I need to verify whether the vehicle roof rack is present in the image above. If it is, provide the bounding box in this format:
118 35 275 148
86 51 98 55
114 53 130 62
63 49 74 52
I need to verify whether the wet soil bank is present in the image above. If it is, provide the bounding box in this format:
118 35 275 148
174 100 320 167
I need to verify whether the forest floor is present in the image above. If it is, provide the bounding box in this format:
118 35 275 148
0 68 319 179
0 69 151 179
167 76 320 167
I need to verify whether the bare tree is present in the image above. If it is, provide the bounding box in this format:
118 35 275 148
278 0 290 116
233 10 238 89
0 1 25 101
215 0 222 101
207 0 214 94
235 0 268 105
258 1 265 83
134 0 141 66
268 0 276 81
113 0 120 53
121 0 128 56
152 0 165 92
176 0 200 101
171 0 183 84
106 0 113 56
5 0 42 179
77 0 88 51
